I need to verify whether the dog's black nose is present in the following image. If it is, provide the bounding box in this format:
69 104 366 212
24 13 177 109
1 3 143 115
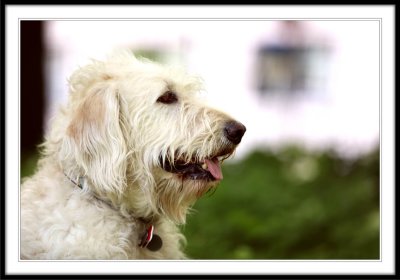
224 121 246 145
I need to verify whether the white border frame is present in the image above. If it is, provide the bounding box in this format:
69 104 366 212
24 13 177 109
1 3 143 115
5 5 395 276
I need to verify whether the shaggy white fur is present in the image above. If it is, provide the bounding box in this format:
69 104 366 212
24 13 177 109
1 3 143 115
21 51 246 259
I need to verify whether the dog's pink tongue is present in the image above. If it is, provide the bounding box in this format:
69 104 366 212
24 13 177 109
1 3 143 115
205 158 223 180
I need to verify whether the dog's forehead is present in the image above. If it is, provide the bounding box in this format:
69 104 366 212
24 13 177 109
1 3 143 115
120 65 204 97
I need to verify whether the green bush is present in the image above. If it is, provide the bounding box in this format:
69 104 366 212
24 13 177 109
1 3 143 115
182 146 380 259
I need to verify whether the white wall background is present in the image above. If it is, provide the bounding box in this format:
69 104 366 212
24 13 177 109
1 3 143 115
44 20 380 159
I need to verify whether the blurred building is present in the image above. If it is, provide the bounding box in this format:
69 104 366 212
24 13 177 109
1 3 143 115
255 21 330 95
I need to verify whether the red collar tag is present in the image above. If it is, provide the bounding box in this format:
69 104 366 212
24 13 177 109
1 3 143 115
139 225 154 248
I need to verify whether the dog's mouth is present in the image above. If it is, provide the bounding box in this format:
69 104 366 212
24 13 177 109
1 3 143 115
160 149 233 181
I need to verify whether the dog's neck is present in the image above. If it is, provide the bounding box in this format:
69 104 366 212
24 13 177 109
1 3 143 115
64 172 163 251
63 172 161 222
64 172 116 210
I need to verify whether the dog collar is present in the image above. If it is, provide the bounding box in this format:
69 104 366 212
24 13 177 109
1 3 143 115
64 172 115 207
64 172 85 189
64 172 163 252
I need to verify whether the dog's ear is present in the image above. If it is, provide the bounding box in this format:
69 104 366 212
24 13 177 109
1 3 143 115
66 82 128 196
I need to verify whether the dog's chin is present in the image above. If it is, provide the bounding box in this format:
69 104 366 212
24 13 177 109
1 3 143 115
154 148 235 223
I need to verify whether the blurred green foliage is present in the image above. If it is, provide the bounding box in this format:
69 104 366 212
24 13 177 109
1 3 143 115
182 146 380 260
21 146 380 260
20 152 41 179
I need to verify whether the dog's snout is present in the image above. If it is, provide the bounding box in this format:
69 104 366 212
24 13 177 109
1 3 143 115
224 121 246 145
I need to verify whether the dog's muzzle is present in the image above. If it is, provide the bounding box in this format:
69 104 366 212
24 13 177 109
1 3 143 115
160 120 246 181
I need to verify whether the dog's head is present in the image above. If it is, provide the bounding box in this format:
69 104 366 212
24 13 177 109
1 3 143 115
60 51 245 223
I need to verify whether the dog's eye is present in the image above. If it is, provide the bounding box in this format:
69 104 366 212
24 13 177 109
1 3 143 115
157 91 178 104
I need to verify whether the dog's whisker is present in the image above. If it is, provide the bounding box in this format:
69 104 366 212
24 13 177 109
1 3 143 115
179 178 184 193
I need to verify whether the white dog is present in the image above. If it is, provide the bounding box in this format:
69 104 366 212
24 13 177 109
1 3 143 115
21 51 246 259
